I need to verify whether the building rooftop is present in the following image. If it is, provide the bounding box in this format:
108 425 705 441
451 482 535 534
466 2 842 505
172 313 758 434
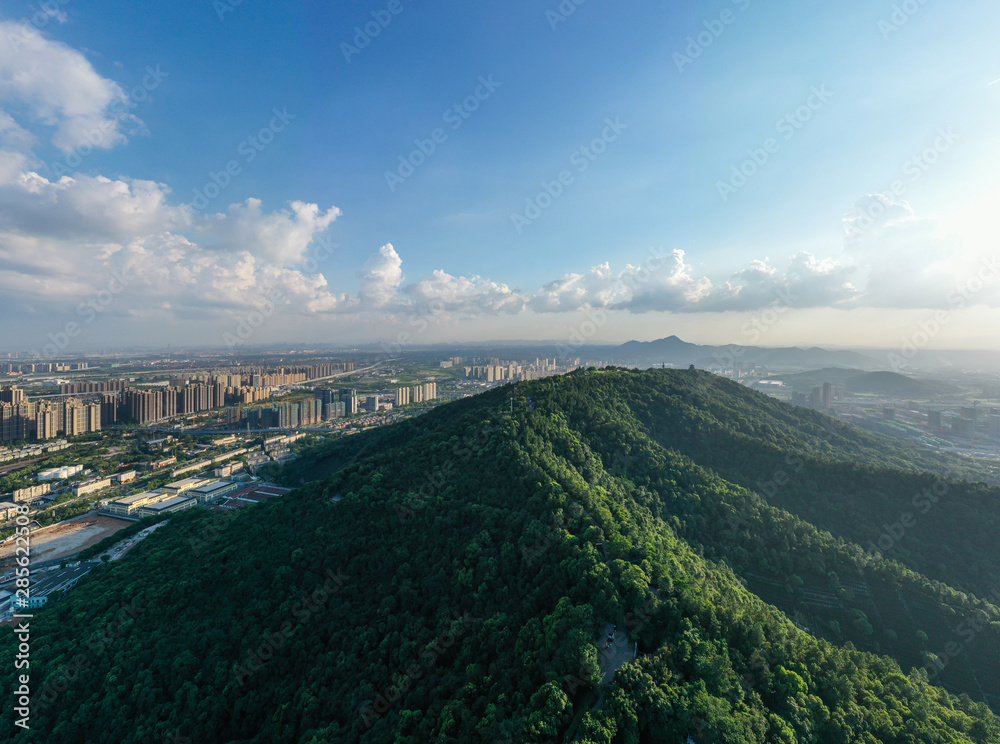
143 495 195 513
191 478 233 493
115 490 165 506
162 476 205 492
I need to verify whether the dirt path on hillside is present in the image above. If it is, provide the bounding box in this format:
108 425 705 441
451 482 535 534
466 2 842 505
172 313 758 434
592 621 634 710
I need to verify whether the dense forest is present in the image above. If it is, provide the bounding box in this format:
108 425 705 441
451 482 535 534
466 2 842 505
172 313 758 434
2 368 999 742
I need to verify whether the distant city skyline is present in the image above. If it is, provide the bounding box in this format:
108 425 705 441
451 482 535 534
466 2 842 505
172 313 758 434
2 2 1000 352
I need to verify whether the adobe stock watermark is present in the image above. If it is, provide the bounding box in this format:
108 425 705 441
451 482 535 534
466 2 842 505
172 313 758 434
340 0 411 62
554 308 610 363
377 299 447 360
5 3 70 51
29 266 131 359
888 255 999 372
867 472 956 557
34 599 146 714
520 499 595 567
719 499 759 540
188 513 230 557
623 590 663 637
394 420 501 524
742 287 797 345
717 85 833 201
555 247 670 358
214 0 246 21
222 231 332 349
710 284 797 371
673 0 752 73
385 75 501 192
359 612 475 728
756 454 805 500
50 65 169 178
560 653 602 699
231 568 349 685
844 128 959 240
545 0 590 30
511 116 628 233
521 516 566 567
878 0 931 41
923 580 1000 682
191 107 296 211
223 288 291 349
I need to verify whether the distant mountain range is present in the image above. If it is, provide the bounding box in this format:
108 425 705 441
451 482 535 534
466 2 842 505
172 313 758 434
614 335 885 370
766 367 961 398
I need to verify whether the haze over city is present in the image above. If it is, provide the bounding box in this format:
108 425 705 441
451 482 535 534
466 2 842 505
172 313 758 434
1 1 999 352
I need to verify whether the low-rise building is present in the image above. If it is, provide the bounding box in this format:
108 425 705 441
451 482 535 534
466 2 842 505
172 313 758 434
12 564 93 609
1 440 70 463
244 451 270 473
161 476 205 495
11 593 47 610
213 461 243 478
137 495 196 517
0 502 20 520
263 435 288 452
73 477 113 497
188 479 239 504
211 447 248 464
14 483 51 502
147 456 177 470
171 459 211 477
106 490 168 518
37 464 84 481
245 451 269 465
114 470 137 484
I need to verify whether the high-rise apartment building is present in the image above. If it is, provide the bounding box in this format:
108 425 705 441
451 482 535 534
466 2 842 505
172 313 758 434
1 397 100 441
59 379 129 395
0 401 36 441
163 388 179 419
122 389 164 424
0 386 27 405
35 405 57 440
101 394 118 426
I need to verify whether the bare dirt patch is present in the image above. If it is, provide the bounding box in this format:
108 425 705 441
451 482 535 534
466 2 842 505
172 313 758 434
0 514 132 569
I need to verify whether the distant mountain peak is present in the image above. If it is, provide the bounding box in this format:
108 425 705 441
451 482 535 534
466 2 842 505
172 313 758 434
615 336 883 370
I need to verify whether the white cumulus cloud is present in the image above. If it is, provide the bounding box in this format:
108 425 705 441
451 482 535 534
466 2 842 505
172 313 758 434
0 21 131 155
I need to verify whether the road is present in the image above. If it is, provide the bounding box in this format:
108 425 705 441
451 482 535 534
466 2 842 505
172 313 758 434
0 456 46 476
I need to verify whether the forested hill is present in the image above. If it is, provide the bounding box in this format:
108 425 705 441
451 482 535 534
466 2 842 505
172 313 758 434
2 369 1000 743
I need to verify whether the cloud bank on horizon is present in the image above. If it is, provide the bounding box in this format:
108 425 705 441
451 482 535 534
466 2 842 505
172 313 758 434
1 2 999 351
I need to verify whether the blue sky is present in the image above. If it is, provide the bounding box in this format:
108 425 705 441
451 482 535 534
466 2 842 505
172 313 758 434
2 0 1000 354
